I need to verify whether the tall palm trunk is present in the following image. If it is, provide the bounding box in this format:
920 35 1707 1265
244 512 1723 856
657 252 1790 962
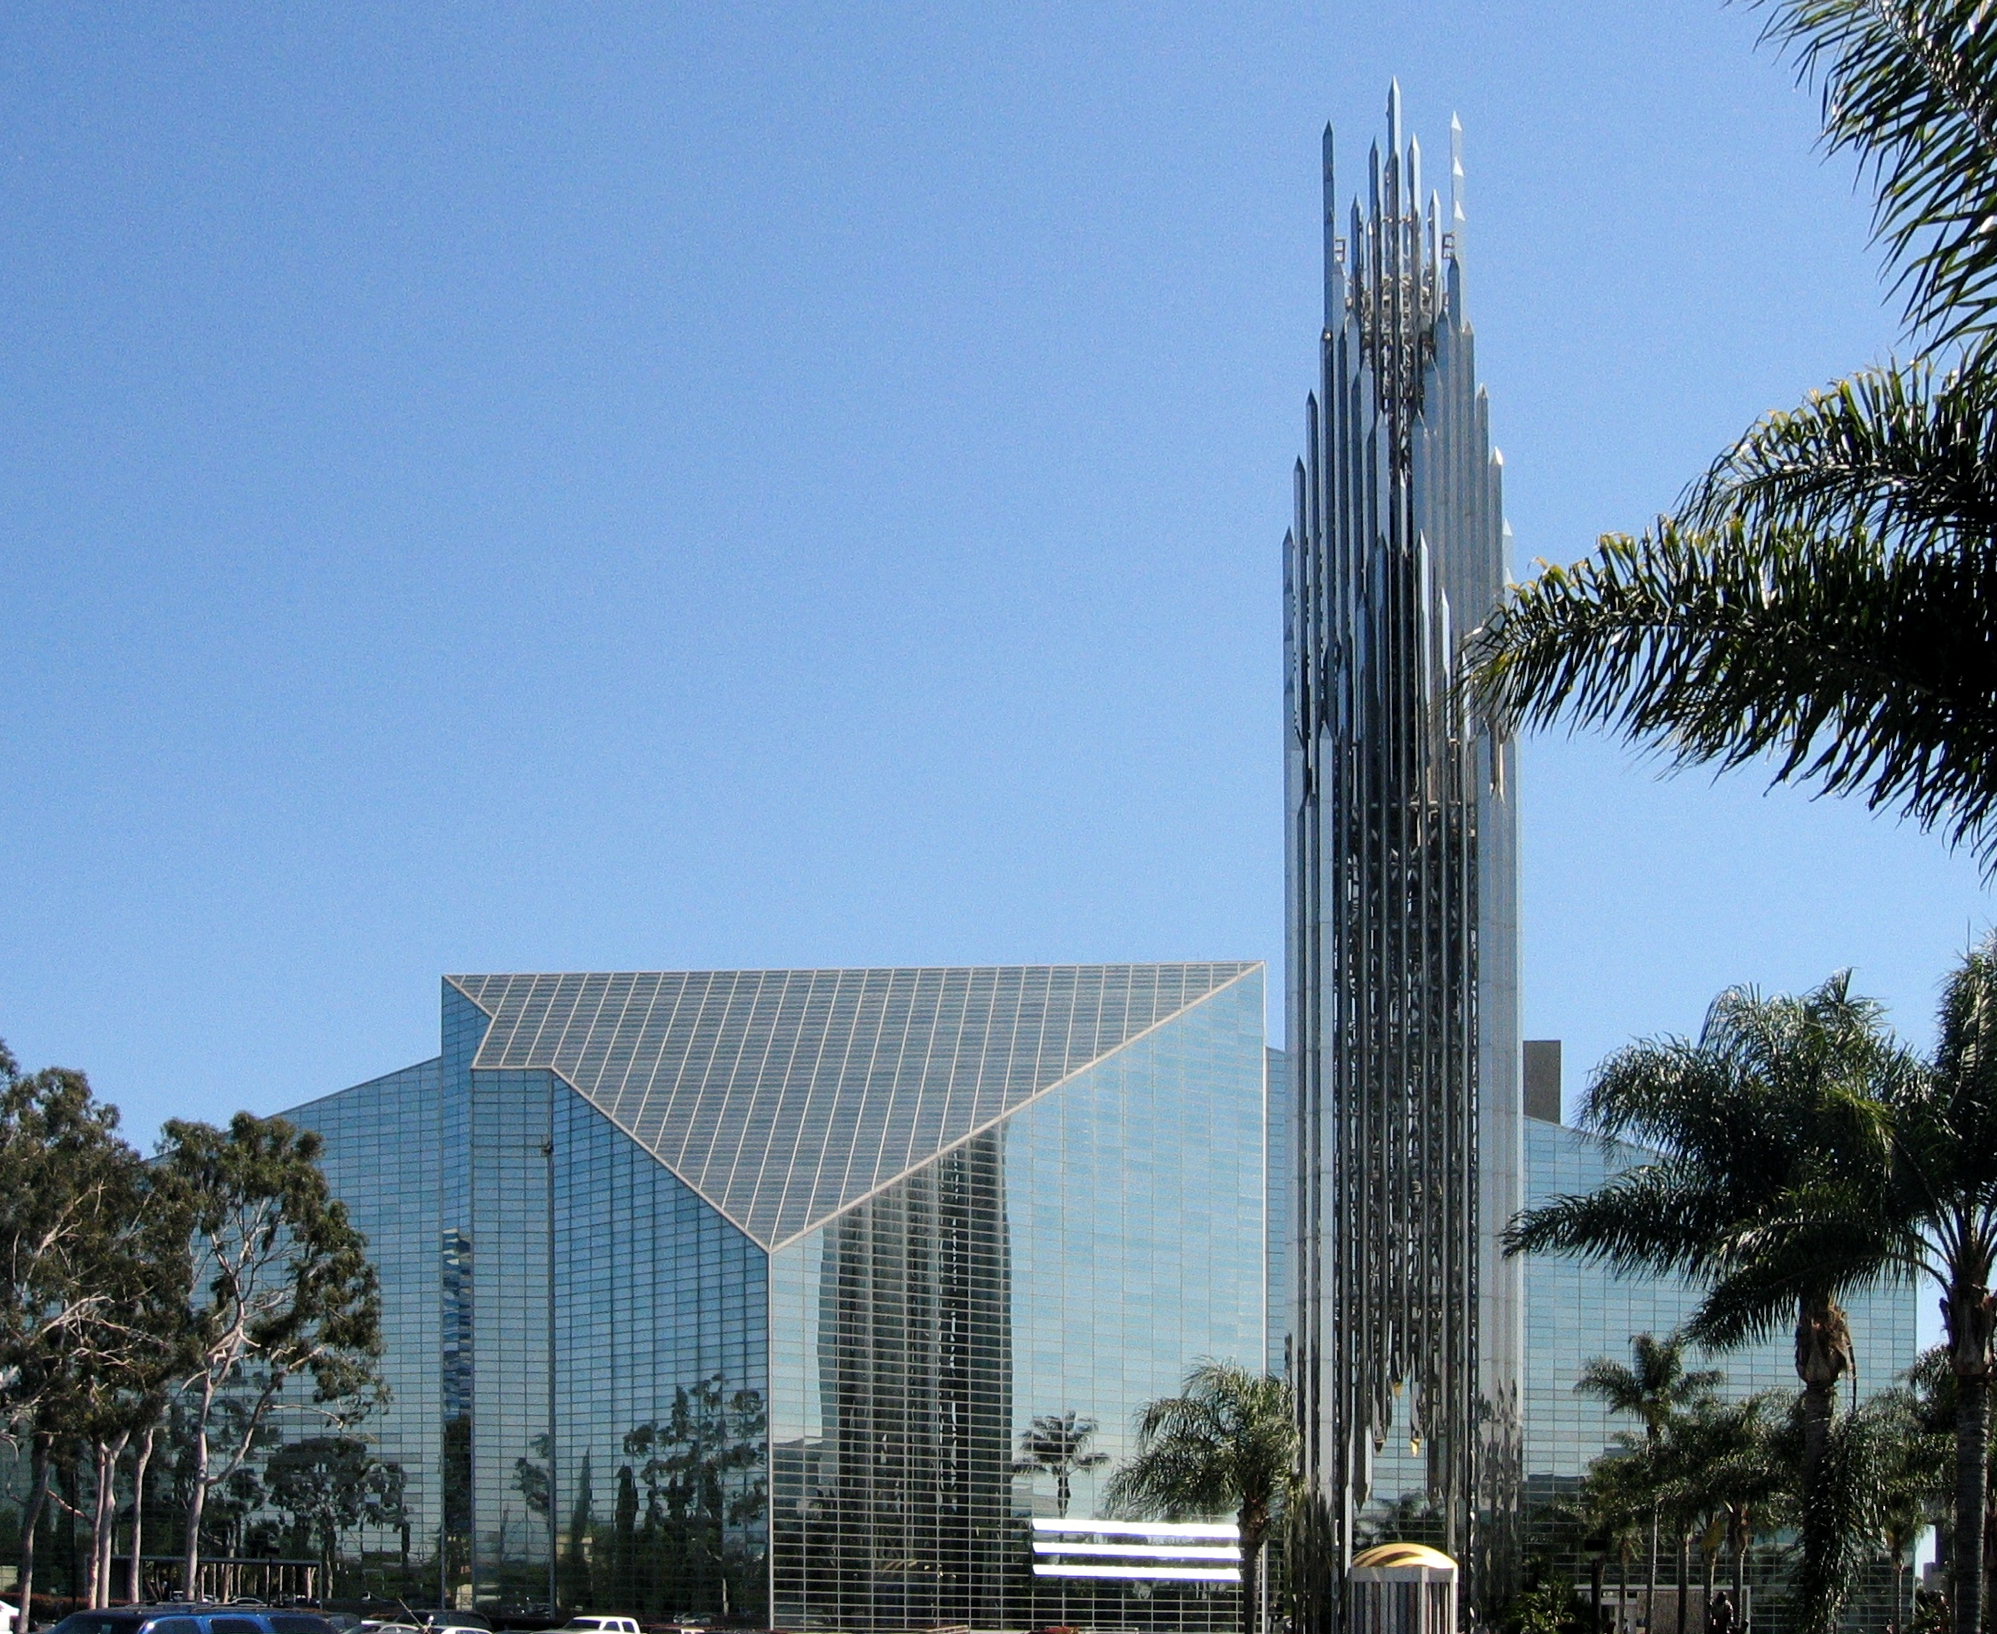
1950 1281 1996 1634
1238 1500 1269 1634
1729 1509 1749 1634
1796 1292 1853 1632
1676 1531 1691 1634
1646 1507 1660 1634
1957 1370 1990 1634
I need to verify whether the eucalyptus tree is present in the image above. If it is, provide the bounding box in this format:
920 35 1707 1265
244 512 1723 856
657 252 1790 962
0 1044 181 1620
1102 1362 1295 1634
157 1112 381 1597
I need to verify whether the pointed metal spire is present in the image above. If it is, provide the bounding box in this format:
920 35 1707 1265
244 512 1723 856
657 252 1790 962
1323 123 1338 331
1387 79 1402 165
1450 113 1466 263
1429 190 1443 314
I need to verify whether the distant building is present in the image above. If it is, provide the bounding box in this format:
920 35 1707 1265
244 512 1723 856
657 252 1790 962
283 964 1268 1631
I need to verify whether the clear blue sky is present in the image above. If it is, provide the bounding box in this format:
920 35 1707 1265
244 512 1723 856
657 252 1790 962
1 2 1988 1148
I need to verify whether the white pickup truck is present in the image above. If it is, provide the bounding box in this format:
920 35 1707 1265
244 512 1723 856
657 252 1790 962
559 1620 641 1634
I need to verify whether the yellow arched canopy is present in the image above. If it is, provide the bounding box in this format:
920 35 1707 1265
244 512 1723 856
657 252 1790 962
1351 1543 1458 1573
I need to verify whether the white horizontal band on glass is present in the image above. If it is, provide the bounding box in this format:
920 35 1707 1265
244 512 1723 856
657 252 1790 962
1029 1518 1239 1539
1032 1564 1243 1583
1033 1543 1241 1561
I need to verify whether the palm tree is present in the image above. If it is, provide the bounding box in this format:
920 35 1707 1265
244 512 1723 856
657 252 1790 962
1658 1394 1786 1634
1711 941 1997 1634
1464 0 1997 871
1576 1335 1722 1634
1101 1361 1296 1634
1745 938 1997 1634
1890 940 1997 1634
1577 1451 1649 1634
1508 977 1903 1629
1012 1411 1110 1519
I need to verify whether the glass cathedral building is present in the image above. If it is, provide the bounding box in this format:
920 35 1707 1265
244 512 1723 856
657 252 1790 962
282 963 1268 1630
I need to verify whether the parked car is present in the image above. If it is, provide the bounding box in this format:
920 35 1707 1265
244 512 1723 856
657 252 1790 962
44 1609 337 1634
556 1620 639 1634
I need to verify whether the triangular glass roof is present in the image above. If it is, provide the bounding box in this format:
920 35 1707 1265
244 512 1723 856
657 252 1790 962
445 964 1256 1249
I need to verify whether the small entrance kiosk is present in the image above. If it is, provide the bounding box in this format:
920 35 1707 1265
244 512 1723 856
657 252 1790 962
1348 1542 1459 1634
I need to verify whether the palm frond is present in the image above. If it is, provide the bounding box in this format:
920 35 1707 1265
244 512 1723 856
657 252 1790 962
1683 362 1997 546
1466 512 1997 865
1749 0 1997 362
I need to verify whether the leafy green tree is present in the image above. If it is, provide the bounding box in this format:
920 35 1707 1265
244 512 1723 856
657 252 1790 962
1575 1336 1721 1634
1690 940 1997 1634
1653 1395 1787 1634
1871 1388 1945 1634
1691 1396 1786 1634
1012 1411 1110 1519
1507 1571 1586 1634
1507 978 1904 1631
1743 938 1997 1634
0 1044 183 1620
1101 1361 1295 1634
158 1112 382 1597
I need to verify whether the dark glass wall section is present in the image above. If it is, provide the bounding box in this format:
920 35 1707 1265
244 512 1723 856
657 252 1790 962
441 982 489 1602
465 1067 556 1601
285 1059 444 1572
552 1090 768 1622
771 1134 1011 1631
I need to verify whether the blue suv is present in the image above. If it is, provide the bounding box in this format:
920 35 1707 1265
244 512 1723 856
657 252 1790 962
47 1610 336 1634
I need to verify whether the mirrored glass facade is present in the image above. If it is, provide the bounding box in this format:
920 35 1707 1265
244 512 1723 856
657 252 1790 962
286 1059 444 1570
281 963 1267 1631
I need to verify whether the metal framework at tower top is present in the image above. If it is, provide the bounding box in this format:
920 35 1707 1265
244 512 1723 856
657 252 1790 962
1284 85 1523 1630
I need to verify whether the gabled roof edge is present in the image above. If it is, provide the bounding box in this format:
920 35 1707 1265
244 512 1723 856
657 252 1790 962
764 960 1265 1252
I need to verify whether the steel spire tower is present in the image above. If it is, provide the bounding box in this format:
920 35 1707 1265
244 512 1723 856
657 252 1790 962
1283 85 1523 1627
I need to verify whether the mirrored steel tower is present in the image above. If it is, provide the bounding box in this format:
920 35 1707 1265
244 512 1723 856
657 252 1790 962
1283 86 1522 1627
